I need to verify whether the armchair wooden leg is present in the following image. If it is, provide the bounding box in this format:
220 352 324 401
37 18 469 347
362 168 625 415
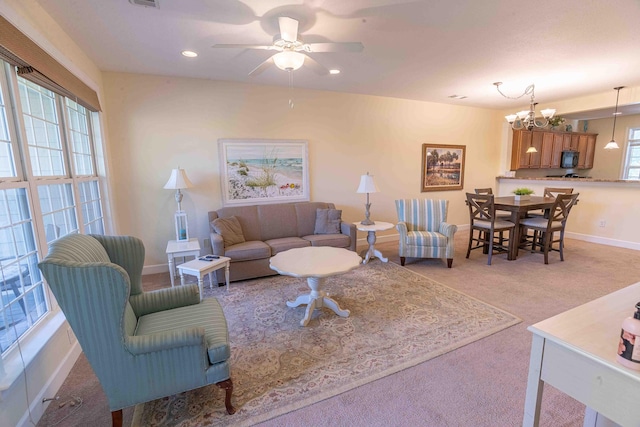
446 258 453 268
111 409 123 427
216 378 236 415
400 257 406 266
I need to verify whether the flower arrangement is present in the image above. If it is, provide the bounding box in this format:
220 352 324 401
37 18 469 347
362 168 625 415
513 188 534 196
548 116 565 127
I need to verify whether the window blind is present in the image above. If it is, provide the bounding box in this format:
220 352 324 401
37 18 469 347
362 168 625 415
0 15 101 111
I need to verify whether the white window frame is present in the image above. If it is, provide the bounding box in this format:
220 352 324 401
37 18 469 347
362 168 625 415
622 127 640 180
0 59 111 372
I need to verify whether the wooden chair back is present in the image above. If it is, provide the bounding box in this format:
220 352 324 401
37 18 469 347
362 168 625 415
549 193 580 224
543 187 574 198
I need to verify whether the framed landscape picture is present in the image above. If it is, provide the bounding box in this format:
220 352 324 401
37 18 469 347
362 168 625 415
218 139 310 206
421 144 466 192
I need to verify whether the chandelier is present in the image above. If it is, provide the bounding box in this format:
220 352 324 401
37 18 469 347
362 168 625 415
494 82 556 131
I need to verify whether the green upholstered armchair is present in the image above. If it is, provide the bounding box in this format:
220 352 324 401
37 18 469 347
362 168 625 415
395 199 458 268
38 234 235 427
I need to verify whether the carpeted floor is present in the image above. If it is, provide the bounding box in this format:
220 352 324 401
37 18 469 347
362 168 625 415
131 260 520 426
37 233 640 426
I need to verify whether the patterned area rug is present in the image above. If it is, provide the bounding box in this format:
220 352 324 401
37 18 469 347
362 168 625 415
132 260 520 426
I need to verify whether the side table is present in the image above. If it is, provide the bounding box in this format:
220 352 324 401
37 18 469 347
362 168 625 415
178 256 231 298
166 238 201 288
354 221 394 264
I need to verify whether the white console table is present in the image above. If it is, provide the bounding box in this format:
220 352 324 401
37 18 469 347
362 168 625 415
523 282 640 427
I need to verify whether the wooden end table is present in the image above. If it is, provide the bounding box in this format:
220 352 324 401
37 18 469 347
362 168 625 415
177 256 231 299
270 247 362 326
166 238 201 288
354 221 394 264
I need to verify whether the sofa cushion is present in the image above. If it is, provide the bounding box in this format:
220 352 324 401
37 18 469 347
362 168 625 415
134 298 230 365
295 202 334 236
212 205 261 241
405 231 447 247
211 216 246 247
257 204 298 241
314 208 342 234
303 233 350 248
223 240 271 261
265 237 311 255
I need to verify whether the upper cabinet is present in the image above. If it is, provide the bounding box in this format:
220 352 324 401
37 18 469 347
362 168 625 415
510 129 597 170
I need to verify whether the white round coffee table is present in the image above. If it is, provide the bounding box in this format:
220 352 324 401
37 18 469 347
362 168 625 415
354 221 394 264
269 246 362 326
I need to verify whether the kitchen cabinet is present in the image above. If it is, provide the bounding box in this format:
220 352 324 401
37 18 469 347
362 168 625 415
510 130 541 169
510 129 598 170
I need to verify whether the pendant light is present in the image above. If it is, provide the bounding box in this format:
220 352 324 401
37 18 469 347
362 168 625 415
604 86 624 150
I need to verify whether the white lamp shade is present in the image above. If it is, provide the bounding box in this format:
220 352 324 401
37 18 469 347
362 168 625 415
164 168 193 190
525 145 538 154
540 108 556 119
273 51 305 71
604 140 620 150
356 174 379 194
505 114 518 124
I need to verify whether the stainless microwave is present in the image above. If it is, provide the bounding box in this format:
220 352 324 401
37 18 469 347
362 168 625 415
561 151 579 168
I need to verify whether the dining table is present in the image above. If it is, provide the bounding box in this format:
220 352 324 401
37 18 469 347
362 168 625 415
493 196 556 260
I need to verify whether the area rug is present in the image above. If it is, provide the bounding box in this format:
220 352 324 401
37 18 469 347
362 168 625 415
132 260 520 427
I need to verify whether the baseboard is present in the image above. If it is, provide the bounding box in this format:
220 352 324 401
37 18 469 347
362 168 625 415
565 231 640 251
143 263 169 275
16 341 81 427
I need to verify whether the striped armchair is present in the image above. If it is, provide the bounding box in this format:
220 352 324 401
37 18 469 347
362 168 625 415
395 199 458 268
38 234 235 427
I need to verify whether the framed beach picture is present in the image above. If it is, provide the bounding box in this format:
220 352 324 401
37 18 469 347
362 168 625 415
218 139 310 206
421 144 465 192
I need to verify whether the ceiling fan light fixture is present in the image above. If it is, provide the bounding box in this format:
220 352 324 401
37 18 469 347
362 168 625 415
329 69 341 75
273 51 305 71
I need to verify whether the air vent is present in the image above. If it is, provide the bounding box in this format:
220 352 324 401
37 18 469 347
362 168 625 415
129 0 159 8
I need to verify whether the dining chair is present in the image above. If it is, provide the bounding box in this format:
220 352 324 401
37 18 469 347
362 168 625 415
474 188 512 220
465 193 516 265
527 187 574 218
519 193 580 264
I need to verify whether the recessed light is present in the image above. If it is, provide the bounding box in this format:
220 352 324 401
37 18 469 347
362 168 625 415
448 94 467 100
181 50 198 58
329 69 340 75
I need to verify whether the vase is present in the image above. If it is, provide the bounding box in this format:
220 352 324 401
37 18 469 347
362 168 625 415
514 195 530 201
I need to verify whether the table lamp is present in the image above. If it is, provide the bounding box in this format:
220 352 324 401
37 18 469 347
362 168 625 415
164 167 193 241
356 172 379 225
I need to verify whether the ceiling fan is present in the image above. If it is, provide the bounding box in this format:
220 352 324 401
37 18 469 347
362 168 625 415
212 16 364 76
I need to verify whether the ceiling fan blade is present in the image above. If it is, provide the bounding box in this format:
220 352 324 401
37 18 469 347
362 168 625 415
248 56 275 76
212 43 274 50
302 55 329 76
304 42 364 53
278 16 299 42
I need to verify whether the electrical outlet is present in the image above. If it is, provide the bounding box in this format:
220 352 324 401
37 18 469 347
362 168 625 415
599 220 606 228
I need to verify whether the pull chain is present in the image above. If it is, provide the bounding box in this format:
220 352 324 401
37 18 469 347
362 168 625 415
288 70 294 109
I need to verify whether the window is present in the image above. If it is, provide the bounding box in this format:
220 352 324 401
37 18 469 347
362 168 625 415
623 128 640 180
0 62 107 356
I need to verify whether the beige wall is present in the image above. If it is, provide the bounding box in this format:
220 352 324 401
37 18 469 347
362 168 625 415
497 178 640 249
103 72 503 268
584 114 640 179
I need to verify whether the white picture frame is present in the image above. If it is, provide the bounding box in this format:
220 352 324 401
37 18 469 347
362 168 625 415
218 139 310 206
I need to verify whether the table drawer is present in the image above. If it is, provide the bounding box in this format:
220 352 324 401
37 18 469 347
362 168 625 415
541 340 640 427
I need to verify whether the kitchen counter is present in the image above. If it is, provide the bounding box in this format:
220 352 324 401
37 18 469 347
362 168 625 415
497 176 640 184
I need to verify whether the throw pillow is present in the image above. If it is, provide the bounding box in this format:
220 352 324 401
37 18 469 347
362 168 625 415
314 208 342 234
211 216 246 247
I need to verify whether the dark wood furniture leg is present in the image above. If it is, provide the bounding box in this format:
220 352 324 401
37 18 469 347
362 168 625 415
111 409 123 427
216 378 236 415
400 256 405 266
447 258 453 268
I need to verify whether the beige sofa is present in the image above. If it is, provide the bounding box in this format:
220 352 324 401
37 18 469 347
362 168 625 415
208 201 357 282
